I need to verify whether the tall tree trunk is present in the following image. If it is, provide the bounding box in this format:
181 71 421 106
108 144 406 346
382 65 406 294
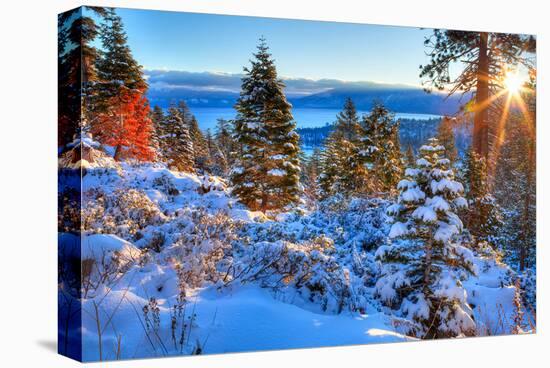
474 32 490 159
519 140 535 272
260 192 268 213
519 245 526 271
113 113 124 161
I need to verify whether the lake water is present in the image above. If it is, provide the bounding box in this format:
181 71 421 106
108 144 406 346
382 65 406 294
191 107 441 131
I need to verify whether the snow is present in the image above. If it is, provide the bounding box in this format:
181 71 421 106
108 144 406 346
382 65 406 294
267 169 286 176
402 292 430 321
426 195 450 212
61 142 534 361
397 179 417 190
81 234 141 262
389 221 411 238
453 196 468 208
375 269 411 303
404 168 420 176
416 158 430 167
412 206 438 222
431 178 464 195
245 122 259 130
434 222 459 242
386 203 402 215
231 166 244 175
81 285 408 361
400 187 425 202
420 144 445 152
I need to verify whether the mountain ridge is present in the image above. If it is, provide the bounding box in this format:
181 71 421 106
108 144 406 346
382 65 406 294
145 69 470 115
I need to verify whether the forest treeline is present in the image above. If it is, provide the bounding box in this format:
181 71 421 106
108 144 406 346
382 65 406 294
58 7 536 293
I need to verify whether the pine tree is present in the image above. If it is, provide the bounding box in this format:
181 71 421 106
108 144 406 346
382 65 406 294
318 98 366 198
205 129 228 176
406 144 416 167
58 6 106 147
437 117 458 165
150 105 165 159
215 118 236 166
494 104 536 270
175 100 211 171
95 8 146 103
303 148 322 200
162 105 194 172
318 138 338 198
463 147 503 246
231 38 301 212
127 93 154 161
190 116 211 171
92 8 152 160
318 136 366 199
333 98 362 141
376 137 475 338
360 102 403 193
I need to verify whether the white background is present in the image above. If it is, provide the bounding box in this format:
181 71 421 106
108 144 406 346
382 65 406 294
0 0 547 366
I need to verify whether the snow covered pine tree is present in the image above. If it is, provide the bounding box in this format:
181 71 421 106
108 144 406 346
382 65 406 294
375 137 477 338
359 102 403 193
160 105 195 172
462 147 503 246
231 37 301 212
318 98 366 198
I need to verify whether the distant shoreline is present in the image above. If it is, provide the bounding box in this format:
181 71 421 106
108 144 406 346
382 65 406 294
187 106 442 131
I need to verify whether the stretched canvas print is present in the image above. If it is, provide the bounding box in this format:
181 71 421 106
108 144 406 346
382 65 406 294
58 6 537 362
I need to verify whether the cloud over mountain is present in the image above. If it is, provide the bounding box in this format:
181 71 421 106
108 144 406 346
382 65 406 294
144 69 466 115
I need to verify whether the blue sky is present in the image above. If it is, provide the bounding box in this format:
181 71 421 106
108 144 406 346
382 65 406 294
113 7 434 86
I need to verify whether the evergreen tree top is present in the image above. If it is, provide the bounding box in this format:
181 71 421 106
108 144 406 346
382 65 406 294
362 102 397 131
97 8 146 92
166 105 183 123
333 98 360 141
235 37 293 126
253 36 271 60
337 98 359 124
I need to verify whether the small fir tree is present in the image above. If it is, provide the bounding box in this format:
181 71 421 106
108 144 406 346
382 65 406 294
215 118 236 166
437 117 458 165
206 129 228 176
303 148 322 200
360 102 403 193
406 144 416 167
375 137 476 338
318 98 366 197
150 105 165 159
177 101 211 171
463 147 503 246
162 105 194 172
333 98 362 141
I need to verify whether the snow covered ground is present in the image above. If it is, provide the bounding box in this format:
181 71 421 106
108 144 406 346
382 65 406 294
80 279 408 361
58 143 534 362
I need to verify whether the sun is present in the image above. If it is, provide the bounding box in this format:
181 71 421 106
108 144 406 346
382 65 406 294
503 70 523 94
